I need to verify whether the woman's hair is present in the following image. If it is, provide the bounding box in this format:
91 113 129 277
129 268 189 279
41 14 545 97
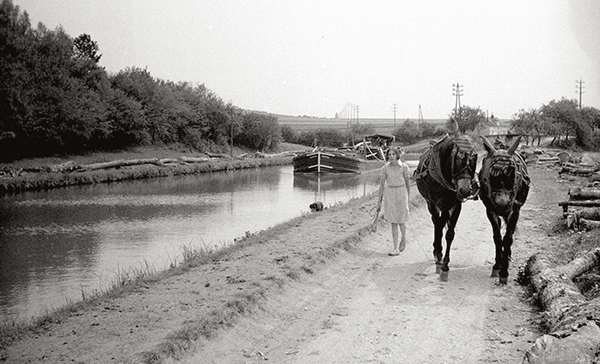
386 146 404 159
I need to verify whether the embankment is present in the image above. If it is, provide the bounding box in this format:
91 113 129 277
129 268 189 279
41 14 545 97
0 156 292 195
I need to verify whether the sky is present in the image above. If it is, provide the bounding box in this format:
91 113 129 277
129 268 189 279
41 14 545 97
12 0 600 120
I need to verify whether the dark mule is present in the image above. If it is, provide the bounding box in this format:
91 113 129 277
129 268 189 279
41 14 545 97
479 136 530 285
414 133 478 281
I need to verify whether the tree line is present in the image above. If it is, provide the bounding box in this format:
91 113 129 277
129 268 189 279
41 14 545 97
511 99 600 148
0 0 281 162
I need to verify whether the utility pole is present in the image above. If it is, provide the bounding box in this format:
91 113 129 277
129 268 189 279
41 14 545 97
576 79 584 109
418 105 424 125
391 103 398 127
453 82 463 120
355 105 359 124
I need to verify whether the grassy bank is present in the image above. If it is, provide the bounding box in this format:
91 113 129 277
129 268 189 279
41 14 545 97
0 143 309 195
0 156 292 194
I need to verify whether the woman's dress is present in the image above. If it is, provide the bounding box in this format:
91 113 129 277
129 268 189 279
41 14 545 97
382 162 410 224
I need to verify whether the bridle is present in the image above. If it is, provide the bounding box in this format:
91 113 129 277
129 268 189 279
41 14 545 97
448 144 479 201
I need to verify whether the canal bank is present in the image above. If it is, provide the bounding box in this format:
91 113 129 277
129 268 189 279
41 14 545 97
0 186 397 363
0 155 294 195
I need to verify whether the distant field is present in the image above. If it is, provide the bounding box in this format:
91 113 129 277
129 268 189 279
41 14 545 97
277 116 448 135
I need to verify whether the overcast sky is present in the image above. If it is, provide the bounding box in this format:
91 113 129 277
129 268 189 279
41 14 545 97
13 0 600 120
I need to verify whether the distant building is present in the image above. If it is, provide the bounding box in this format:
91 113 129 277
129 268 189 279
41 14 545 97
473 115 510 137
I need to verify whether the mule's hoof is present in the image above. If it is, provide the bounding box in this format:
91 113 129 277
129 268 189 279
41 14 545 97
435 264 442 274
498 277 508 285
440 270 449 282
491 269 500 278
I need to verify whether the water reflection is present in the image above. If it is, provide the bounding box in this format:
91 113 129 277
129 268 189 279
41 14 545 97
0 165 381 321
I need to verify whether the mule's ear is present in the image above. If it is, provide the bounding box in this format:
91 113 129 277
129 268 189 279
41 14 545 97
507 136 521 155
481 136 496 155
446 118 459 135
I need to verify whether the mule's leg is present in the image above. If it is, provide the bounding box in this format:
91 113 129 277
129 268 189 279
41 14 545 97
428 203 444 273
440 204 461 281
486 209 503 278
498 209 520 285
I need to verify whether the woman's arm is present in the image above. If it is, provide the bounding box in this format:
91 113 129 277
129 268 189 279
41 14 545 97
377 166 386 210
403 165 411 201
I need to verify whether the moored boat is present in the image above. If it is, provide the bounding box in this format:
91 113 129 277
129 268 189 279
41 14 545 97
293 134 395 174
292 150 363 173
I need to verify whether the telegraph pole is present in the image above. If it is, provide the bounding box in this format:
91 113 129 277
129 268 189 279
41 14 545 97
576 79 584 109
355 105 359 124
391 103 398 127
452 82 463 120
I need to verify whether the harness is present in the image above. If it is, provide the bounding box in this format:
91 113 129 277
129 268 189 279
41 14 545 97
414 134 478 200
480 151 530 206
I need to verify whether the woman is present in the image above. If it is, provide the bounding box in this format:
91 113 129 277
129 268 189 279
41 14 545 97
376 147 411 256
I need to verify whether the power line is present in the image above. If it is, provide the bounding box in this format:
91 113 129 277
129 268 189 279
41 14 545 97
576 79 585 109
452 82 463 113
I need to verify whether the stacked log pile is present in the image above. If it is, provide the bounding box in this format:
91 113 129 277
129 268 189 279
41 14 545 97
560 187 600 231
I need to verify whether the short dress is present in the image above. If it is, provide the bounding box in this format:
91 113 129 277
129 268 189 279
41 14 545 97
381 161 410 224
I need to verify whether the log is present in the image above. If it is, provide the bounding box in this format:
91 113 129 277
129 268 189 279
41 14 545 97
525 253 587 332
589 173 600 183
205 152 232 159
558 248 600 281
523 249 600 363
568 187 600 200
523 321 600 364
79 158 161 171
178 156 210 163
579 218 600 231
560 166 596 175
538 156 560 163
576 208 600 221
559 200 600 214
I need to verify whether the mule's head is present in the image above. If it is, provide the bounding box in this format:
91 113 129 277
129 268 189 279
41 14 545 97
480 136 523 211
439 135 478 200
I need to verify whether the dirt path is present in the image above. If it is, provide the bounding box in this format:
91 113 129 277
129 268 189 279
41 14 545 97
171 177 548 363
2 166 558 364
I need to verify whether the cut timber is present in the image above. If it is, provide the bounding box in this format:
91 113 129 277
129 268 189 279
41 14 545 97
523 321 600 364
579 218 600 230
178 156 210 163
523 248 600 363
537 156 560 163
560 166 596 175
525 253 588 332
79 158 161 171
568 186 600 200
558 200 600 214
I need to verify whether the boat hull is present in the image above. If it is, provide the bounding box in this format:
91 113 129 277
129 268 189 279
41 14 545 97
293 151 384 174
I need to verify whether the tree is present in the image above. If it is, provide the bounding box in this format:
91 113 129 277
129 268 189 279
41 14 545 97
540 98 593 148
236 111 280 151
394 119 422 144
280 125 297 143
512 109 544 146
449 105 486 133
347 122 376 146
73 33 101 62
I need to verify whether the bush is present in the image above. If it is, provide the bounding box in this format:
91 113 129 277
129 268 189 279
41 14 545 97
297 128 345 148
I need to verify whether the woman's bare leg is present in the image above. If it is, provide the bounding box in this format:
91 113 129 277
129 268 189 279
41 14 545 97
399 223 407 251
391 223 399 252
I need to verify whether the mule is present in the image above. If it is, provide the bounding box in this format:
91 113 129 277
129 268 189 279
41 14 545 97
479 136 530 285
414 133 478 281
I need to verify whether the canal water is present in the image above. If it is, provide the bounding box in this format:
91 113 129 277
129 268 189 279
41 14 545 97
0 165 387 321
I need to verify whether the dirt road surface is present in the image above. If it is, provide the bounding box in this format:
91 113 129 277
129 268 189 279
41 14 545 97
171 170 552 364
3 166 559 363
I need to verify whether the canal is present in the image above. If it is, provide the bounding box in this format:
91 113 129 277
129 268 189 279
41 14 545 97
0 165 384 321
